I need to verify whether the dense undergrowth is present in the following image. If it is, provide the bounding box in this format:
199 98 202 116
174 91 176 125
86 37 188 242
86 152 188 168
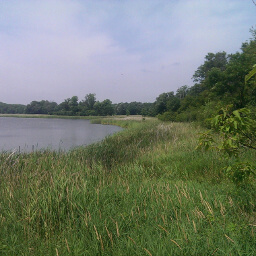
0 118 256 255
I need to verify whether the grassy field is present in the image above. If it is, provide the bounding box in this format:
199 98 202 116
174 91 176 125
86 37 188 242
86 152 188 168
0 118 255 255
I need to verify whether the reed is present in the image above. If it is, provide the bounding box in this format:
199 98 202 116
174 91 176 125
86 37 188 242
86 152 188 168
0 119 255 255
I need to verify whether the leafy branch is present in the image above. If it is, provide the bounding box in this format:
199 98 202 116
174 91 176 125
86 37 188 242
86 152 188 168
197 105 256 185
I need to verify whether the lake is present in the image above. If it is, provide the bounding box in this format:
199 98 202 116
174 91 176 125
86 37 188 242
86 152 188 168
0 117 122 152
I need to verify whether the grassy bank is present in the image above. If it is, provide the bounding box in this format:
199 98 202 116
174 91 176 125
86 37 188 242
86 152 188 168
0 119 255 255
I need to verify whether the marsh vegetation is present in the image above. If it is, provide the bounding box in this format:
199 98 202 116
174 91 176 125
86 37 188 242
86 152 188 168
0 118 255 255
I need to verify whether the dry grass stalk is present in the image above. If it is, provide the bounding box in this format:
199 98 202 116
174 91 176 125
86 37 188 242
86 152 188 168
99 234 104 250
170 239 182 250
228 196 233 206
199 190 204 203
94 225 100 240
186 213 190 223
116 221 120 237
211 248 219 255
204 201 214 216
50 175 54 187
224 234 234 243
181 227 188 242
105 225 113 247
194 207 205 219
137 206 140 215
128 236 136 245
65 238 70 253
219 201 226 216
158 224 169 234
192 220 197 233
84 213 88 227
144 248 153 256
161 214 166 225
88 210 92 221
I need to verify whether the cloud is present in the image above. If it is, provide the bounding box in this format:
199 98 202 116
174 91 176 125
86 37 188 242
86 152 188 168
0 0 255 104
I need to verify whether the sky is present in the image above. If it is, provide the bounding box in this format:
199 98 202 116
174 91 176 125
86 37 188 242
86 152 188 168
0 0 255 105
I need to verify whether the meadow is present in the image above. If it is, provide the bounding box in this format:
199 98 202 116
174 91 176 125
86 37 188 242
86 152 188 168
0 117 255 255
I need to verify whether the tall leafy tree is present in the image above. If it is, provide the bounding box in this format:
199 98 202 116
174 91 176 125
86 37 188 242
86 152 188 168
176 85 189 99
81 93 96 110
58 98 71 112
193 51 228 84
115 103 128 115
155 92 173 114
94 99 114 116
68 96 78 114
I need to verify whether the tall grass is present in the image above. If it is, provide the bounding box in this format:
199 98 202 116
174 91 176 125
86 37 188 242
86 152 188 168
0 119 255 255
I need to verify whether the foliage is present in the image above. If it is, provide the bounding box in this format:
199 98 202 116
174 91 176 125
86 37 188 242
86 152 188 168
94 99 114 116
157 111 176 121
153 28 256 121
192 51 228 84
154 92 181 116
25 100 58 114
154 92 172 114
175 85 189 99
0 102 25 114
80 93 96 110
198 105 256 185
10 96 155 117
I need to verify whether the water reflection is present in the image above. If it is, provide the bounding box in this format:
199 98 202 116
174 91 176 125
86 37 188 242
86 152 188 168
0 117 122 152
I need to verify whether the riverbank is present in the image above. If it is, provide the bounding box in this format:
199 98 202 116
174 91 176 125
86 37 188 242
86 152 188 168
0 113 98 119
0 119 255 255
0 114 152 124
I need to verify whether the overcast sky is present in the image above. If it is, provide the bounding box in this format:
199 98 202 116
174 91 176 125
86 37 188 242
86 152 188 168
0 0 255 104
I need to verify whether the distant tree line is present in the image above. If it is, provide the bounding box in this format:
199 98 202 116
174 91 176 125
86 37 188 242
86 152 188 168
0 94 155 116
0 102 26 114
24 95 115 116
24 95 156 116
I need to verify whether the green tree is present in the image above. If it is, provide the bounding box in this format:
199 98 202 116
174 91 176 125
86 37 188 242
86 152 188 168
94 99 114 116
100 99 114 116
80 93 96 110
193 51 228 84
167 96 180 112
176 85 189 99
127 102 143 115
0 102 25 114
115 103 128 115
25 100 57 114
59 98 71 112
198 62 256 185
69 96 79 114
155 92 179 114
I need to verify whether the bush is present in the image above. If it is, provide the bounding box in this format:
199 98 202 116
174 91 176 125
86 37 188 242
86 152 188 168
198 105 256 185
157 111 177 121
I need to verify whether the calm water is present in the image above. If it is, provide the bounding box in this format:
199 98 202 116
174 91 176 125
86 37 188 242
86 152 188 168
0 117 122 152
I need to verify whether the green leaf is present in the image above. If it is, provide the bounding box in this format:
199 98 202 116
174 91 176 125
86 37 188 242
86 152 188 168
233 121 238 129
233 110 241 120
